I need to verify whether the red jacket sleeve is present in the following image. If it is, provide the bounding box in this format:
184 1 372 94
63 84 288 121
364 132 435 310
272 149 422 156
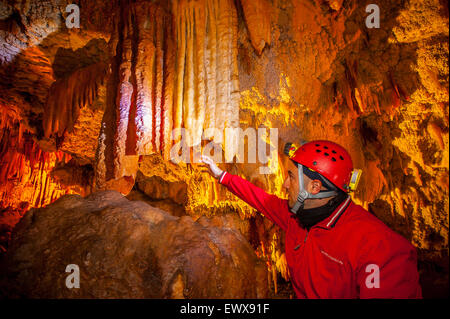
219 172 291 232
356 230 422 299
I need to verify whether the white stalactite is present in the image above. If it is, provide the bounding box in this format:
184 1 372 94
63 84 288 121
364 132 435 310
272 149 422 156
94 0 240 187
173 0 240 153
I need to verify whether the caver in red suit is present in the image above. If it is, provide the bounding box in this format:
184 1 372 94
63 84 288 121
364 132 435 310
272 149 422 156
201 140 422 299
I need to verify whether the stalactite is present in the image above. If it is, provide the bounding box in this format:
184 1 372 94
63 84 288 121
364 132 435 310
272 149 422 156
154 5 165 154
0 116 75 212
161 14 175 160
95 0 240 188
134 3 155 156
215 0 231 143
204 0 217 133
184 3 196 146
43 61 110 138
239 0 272 55
172 0 240 152
98 1 176 184
113 5 134 179
227 0 241 161
336 60 389 118
173 0 186 133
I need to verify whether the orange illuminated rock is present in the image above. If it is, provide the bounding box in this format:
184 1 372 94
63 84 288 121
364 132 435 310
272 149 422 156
43 62 110 139
172 0 240 151
94 1 176 188
0 191 268 298
0 0 448 298
103 175 135 196
240 0 272 55
135 171 187 206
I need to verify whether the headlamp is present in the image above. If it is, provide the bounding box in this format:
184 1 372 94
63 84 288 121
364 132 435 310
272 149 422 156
348 169 362 191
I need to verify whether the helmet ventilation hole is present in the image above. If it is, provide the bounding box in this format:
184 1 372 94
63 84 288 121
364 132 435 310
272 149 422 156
331 157 336 162
339 155 344 160
324 152 329 156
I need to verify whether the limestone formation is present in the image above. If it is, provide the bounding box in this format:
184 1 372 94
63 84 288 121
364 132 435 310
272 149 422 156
172 0 240 150
240 0 272 55
0 0 448 298
0 191 267 298
43 61 110 139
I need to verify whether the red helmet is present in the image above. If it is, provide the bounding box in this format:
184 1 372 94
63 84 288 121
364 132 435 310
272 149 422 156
285 140 354 192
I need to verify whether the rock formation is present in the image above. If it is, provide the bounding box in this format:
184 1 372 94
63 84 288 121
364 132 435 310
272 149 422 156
0 191 267 298
0 0 448 298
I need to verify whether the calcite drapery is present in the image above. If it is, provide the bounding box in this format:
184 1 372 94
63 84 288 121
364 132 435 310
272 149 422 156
240 0 272 55
43 61 110 138
0 112 73 209
95 1 175 187
95 0 241 188
172 0 240 150
131 2 175 158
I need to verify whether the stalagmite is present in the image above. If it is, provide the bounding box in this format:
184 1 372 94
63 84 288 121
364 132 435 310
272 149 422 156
95 122 107 190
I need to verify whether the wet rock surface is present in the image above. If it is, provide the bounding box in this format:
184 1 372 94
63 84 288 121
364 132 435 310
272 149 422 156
0 191 267 298
135 170 188 206
0 0 448 298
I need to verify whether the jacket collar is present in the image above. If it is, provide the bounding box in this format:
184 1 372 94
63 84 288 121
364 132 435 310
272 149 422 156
314 195 352 230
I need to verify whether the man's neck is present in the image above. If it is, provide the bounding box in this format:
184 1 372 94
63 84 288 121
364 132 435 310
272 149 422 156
294 192 348 230
303 196 334 209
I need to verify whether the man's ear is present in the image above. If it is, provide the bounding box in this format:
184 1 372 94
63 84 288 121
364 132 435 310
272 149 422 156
310 179 322 195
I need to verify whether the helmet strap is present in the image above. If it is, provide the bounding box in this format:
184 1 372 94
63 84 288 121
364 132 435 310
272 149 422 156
290 164 338 214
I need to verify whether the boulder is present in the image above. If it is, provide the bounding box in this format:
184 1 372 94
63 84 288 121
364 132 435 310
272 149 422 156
0 191 267 298
126 190 186 218
135 170 188 205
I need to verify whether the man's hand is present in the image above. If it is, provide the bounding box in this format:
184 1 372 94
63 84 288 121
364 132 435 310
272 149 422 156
200 155 223 179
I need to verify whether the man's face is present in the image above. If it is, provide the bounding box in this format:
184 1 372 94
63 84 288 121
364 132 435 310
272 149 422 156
283 159 300 208
282 160 332 210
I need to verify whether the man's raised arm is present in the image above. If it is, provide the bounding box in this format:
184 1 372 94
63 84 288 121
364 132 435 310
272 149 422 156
200 155 291 231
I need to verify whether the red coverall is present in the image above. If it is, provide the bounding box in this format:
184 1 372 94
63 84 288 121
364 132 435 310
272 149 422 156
219 172 422 299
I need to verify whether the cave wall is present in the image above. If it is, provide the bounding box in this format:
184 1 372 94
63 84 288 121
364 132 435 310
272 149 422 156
234 0 448 297
0 0 448 297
